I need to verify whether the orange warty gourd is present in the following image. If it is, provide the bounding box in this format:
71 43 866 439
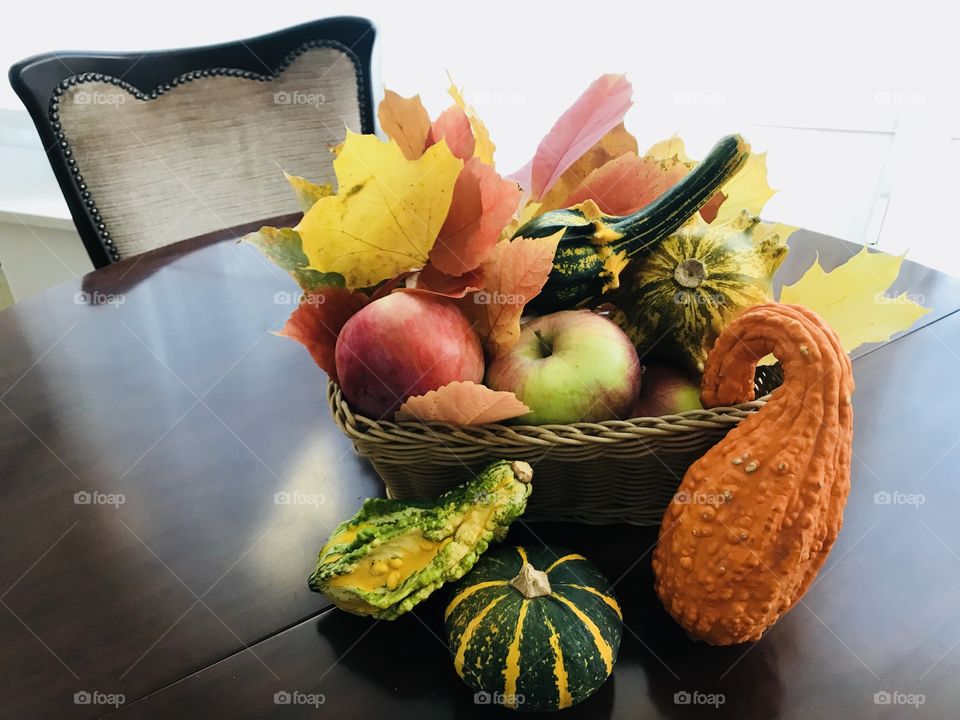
652 303 854 645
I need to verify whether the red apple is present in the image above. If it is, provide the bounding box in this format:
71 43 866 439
485 310 641 424
628 362 703 418
335 293 484 418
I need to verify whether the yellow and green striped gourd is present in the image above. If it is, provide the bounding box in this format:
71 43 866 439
445 545 622 712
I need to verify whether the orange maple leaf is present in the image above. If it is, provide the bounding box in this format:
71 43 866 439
377 89 431 160
466 233 562 359
396 381 529 425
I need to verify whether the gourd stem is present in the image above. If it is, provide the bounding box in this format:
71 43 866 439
674 258 707 289
509 562 552 598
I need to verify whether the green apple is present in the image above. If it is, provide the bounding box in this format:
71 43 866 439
485 310 641 424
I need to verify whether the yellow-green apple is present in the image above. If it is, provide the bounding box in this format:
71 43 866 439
628 362 702 418
486 310 641 424
335 293 484 418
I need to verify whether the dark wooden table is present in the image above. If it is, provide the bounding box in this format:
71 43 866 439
2 221 959 719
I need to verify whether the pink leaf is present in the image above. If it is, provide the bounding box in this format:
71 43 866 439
529 74 633 199
505 159 533 191
425 105 476 161
564 152 689 215
396 381 529 425
429 158 522 276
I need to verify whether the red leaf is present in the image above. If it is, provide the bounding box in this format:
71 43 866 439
276 288 369 381
528 74 633 199
425 105 475 161
370 271 416 301
404 263 484 298
429 158 522 276
564 152 688 215
396 381 529 425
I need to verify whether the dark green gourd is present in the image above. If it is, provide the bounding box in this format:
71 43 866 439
514 134 750 311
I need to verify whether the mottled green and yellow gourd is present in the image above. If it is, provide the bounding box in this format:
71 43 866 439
610 211 794 375
309 460 533 620
445 545 622 712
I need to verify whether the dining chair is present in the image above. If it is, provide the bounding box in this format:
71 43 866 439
9 17 376 268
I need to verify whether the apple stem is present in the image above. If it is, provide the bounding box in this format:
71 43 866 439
534 329 553 357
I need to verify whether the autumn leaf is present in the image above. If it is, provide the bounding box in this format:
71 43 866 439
396 381 529 425
429 158 522 276
712 152 775 223
377 89 431 160
447 76 496 166
297 131 463 289
467 232 562 359
645 135 775 223
563 152 688 216
527 74 633 199
276 288 369 381
779 246 931 354
426 105 476 161
283 171 333 213
538 122 638 212
403 264 484 298
242 226 343 290
645 135 695 166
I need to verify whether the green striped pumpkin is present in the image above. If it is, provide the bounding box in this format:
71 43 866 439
445 545 622 712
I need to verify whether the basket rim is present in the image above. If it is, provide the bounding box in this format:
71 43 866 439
326 375 780 447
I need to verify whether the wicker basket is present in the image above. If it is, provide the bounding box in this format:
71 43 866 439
328 365 783 526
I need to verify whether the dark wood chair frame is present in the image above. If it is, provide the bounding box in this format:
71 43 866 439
9 16 376 268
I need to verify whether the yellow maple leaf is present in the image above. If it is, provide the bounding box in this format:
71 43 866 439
297 130 463 289
283 171 333 213
447 75 496 167
713 152 775 223
645 136 775 222
779 246 931 354
646 135 695 166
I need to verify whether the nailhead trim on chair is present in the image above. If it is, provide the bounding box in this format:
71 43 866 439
47 38 370 262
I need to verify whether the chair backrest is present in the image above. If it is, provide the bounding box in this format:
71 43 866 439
9 17 376 268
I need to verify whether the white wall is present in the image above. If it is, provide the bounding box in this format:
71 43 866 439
1 0 958 300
